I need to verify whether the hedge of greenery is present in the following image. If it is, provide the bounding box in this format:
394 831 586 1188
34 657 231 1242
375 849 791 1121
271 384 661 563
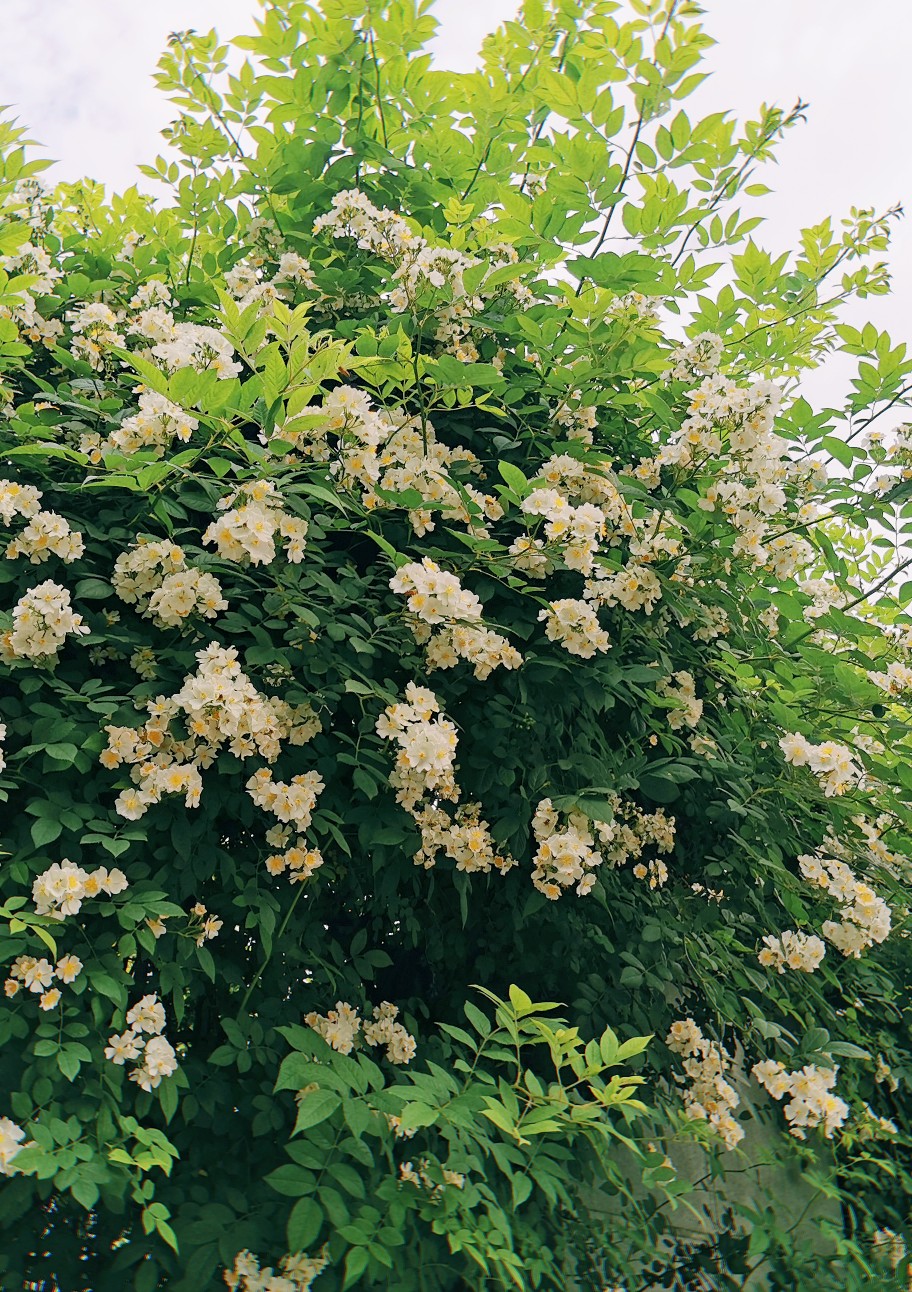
1 1 912 1288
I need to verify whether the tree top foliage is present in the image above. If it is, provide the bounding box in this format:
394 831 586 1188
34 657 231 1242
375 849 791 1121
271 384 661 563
1 1 912 1288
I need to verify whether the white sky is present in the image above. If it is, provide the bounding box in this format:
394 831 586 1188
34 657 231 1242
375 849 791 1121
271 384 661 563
2 0 910 372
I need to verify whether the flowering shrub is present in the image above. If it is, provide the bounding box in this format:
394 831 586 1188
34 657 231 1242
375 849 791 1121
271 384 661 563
1 2 912 1289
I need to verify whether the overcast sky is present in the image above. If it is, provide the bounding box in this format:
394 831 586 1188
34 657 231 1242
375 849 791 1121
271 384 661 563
2 0 909 376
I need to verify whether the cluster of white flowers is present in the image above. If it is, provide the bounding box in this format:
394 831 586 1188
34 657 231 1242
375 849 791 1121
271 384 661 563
796 577 848 623
375 683 458 810
247 770 325 884
0 480 42 524
525 450 631 558
662 332 724 381
0 240 64 348
658 670 703 730
606 291 661 325
865 420 912 497
362 1001 418 1064
757 930 826 975
112 539 227 628
314 188 421 260
553 398 600 441
857 1104 898 1140
118 281 177 351
5 510 84 565
507 534 553 577
0 479 84 564
32 860 128 918
246 769 324 828
224 1248 328 1292
187 900 223 947
679 601 731 645
588 562 663 615
618 810 676 889
798 851 891 957
376 685 515 877
119 230 142 259
101 643 321 820
257 824 324 884
853 812 901 872
752 1059 849 1139
314 189 459 293
146 900 222 944
388 244 479 311
4 952 84 1010
666 1019 744 1149
410 801 516 876
203 480 308 566
869 659 912 696
67 301 124 369
1 580 90 662
104 993 179 1091
763 532 816 581
531 793 675 898
5 179 54 233
224 257 298 316
399 1158 466 1196
147 321 241 380
649 348 814 577
2 239 61 294
0 720 5 774
686 732 718 762
537 598 611 658
779 732 862 797
275 385 503 538
386 1113 417 1139
0 1116 29 1176
81 389 199 461
275 250 317 288
671 372 785 487
304 1000 360 1053
390 558 522 679
870 1228 907 1273
521 488 606 575
530 799 603 898
306 999 416 1064
77 280 176 373
313 190 531 360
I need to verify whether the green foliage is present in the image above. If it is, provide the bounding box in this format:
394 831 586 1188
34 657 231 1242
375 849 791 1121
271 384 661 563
1 2 912 1289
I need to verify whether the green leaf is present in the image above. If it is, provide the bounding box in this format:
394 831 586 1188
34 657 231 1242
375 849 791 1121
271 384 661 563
636 773 680 804
498 461 529 497
70 1178 100 1210
821 434 855 468
343 1098 372 1139
293 1089 342 1134
827 1041 870 1060
74 578 114 600
397 1102 439 1133
511 1174 533 1208
155 1217 180 1255
31 817 63 848
574 797 616 823
264 1164 316 1198
287 1197 322 1250
298 482 349 512
57 1050 81 1081
158 1077 179 1123
343 1247 369 1290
